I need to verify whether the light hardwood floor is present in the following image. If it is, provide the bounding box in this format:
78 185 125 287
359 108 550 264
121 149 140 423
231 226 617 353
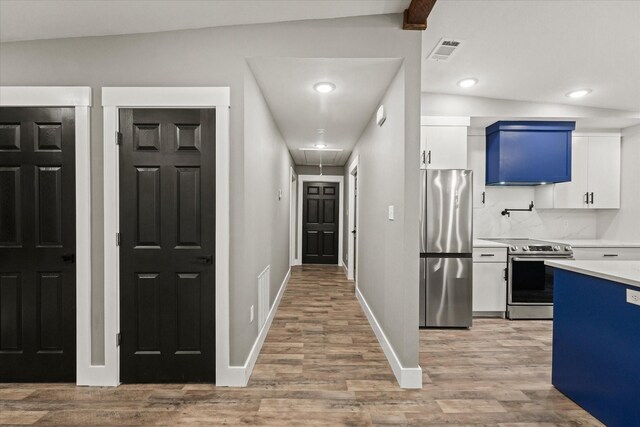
0 265 602 426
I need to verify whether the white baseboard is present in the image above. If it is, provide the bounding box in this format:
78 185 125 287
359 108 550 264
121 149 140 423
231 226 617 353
356 287 422 389
342 263 349 278
223 268 291 386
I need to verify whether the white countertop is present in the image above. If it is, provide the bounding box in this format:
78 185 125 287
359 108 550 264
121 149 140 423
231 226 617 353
474 239 510 248
545 260 640 289
542 239 640 248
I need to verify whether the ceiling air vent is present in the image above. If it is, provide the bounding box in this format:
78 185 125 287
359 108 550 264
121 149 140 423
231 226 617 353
428 38 464 61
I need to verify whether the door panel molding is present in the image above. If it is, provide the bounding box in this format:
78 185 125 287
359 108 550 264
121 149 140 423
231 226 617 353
0 86 91 384
102 87 230 387
297 175 344 267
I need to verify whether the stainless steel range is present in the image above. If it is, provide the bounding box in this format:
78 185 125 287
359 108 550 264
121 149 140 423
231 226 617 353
486 238 573 319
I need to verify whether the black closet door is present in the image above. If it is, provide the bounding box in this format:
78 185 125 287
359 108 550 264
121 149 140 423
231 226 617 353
119 108 216 383
302 182 339 264
0 107 76 382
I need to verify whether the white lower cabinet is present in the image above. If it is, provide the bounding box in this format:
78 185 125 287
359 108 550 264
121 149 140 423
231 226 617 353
472 249 507 315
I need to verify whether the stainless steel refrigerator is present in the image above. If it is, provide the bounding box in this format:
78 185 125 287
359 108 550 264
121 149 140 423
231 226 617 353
419 169 473 328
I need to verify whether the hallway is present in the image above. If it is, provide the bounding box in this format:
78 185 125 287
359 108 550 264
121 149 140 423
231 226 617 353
0 265 601 426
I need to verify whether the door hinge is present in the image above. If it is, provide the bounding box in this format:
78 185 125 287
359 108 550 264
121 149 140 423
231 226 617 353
116 131 123 146
116 232 121 246
116 333 121 347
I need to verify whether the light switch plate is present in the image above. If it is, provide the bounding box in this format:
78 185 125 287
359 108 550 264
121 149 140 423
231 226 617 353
388 205 394 220
627 289 640 306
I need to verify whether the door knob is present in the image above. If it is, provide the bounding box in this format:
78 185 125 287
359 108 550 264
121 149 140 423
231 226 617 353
351 229 356 234
61 253 75 263
195 255 213 264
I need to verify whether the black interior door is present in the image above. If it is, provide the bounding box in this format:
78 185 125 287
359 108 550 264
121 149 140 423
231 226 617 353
0 107 76 382
119 108 215 383
302 182 339 264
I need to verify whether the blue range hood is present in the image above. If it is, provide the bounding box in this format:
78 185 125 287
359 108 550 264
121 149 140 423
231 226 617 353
486 121 576 186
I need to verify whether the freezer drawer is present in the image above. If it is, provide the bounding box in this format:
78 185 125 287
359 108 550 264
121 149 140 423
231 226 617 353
425 257 473 328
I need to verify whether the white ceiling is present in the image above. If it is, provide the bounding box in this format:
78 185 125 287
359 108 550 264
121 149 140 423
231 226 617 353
0 0 409 42
422 0 640 112
248 58 403 166
470 117 640 133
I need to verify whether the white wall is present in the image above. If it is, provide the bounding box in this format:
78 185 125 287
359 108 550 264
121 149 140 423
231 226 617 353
474 187 598 239
422 92 640 121
597 124 640 241
468 130 598 239
0 14 422 368
242 64 294 342
345 64 420 374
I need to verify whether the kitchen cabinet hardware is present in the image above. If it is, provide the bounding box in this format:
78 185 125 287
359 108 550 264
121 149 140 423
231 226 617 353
584 192 589 204
603 254 619 257
481 191 486 204
427 150 432 164
589 192 594 204
421 150 426 165
480 253 495 257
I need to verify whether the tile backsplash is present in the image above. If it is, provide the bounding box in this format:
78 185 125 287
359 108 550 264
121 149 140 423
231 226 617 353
474 186 597 239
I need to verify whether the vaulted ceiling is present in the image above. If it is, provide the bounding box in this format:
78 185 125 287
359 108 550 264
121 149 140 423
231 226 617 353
422 0 640 112
0 0 410 42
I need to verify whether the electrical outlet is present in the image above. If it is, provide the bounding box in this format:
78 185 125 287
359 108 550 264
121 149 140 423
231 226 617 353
627 289 640 307
250 305 255 323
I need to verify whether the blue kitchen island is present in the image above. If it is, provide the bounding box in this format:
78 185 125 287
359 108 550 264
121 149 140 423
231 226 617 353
546 260 640 427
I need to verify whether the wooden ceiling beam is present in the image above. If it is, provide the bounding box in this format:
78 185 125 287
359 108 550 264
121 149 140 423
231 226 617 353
403 0 437 30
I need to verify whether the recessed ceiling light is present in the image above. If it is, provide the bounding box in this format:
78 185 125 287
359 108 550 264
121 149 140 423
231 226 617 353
457 78 478 88
313 82 336 93
566 88 591 98
314 143 327 148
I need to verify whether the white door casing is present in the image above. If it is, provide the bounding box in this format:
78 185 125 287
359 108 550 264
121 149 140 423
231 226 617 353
347 156 359 282
101 87 231 386
289 167 298 267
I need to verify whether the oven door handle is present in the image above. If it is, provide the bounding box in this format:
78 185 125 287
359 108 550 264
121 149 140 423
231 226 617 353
511 256 574 262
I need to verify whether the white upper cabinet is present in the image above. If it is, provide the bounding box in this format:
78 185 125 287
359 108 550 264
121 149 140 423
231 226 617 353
467 133 486 208
540 136 589 209
535 134 621 209
586 136 621 209
420 116 470 170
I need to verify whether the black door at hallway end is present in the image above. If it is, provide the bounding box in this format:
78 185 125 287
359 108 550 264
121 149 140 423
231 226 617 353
119 108 215 383
302 182 339 265
0 107 76 382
